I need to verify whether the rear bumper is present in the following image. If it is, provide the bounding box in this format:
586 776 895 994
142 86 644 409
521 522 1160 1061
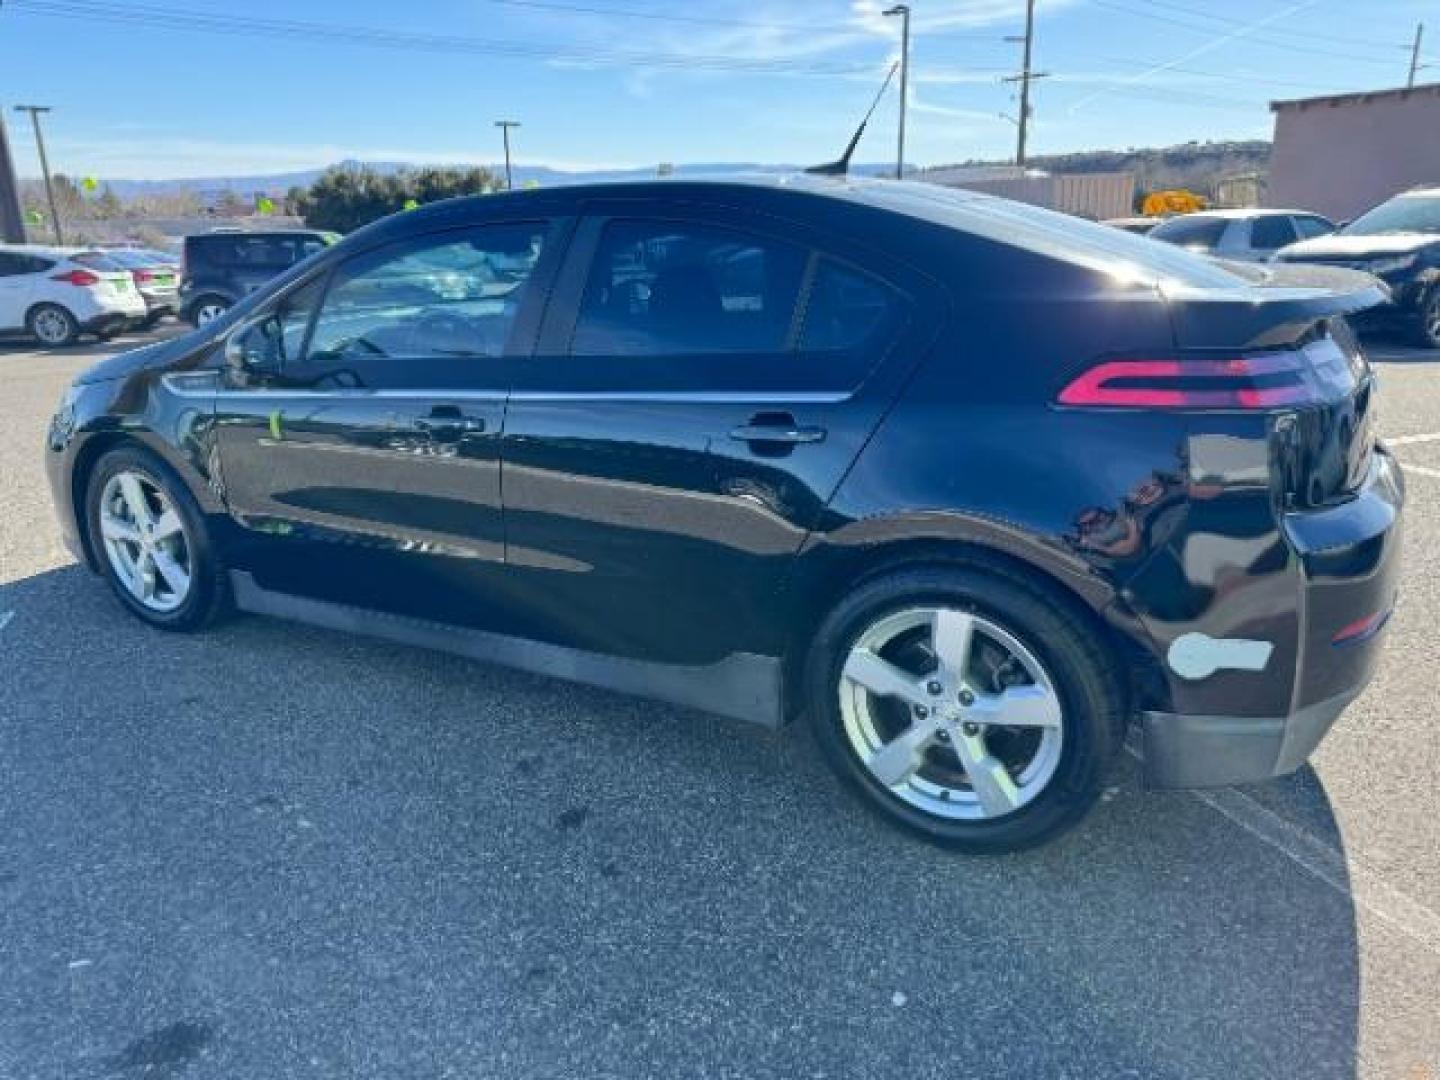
1142 688 1358 787
1141 448 1403 788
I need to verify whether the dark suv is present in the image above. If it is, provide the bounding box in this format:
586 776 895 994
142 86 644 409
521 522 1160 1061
45 180 1403 850
1275 187 1440 347
179 229 336 327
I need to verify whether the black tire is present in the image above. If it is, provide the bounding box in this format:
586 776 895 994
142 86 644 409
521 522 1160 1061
84 445 231 631
1416 288 1440 350
27 303 79 347
804 562 1126 852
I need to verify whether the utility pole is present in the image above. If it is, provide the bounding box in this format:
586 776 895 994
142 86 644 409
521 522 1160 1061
494 120 520 190
14 105 61 243
0 111 26 243
1408 23 1425 88
883 4 910 180
1002 0 1047 168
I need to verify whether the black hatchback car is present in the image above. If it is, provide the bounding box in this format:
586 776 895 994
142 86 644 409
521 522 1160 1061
46 179 1403 850
179 229 336 328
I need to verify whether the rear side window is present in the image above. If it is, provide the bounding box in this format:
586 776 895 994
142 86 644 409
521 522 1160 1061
1250 216 1298 250
0 253 53 275
800 259 901 354
189 235 319 269
571 221 807 356
1149 216 1228 251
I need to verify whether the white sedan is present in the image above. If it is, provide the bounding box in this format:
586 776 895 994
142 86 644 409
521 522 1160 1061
0 244 148 346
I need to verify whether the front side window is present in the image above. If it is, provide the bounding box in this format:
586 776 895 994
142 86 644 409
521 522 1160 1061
571 221 807 357
303 224 544 370
228 277 324 375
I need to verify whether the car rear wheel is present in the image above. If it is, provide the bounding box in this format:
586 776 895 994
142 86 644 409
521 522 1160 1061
28 303 79 347
805 564 1125 851
191 297 229 327
86 446 230 631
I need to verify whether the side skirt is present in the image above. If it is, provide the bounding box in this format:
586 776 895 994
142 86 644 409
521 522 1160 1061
229 571 784 728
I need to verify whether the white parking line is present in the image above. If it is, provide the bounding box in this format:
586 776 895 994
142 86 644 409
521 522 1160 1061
1126 748 1440 955
1386 432 1440 447
1401 463 1440 481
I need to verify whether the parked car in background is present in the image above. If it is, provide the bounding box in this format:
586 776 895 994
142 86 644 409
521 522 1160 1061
179 229 337 327
1275 187 1440 347
1148 208 1336 261
0 244 147 346
44 180 1402 851
75 249 181 328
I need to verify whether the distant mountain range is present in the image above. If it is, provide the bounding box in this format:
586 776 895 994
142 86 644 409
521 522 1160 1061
76 139 1275 199
96 159 899 197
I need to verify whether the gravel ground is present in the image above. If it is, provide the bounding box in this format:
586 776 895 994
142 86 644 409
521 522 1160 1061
1 325 1438 1079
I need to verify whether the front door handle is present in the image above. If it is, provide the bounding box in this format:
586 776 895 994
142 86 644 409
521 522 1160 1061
729 416 827 445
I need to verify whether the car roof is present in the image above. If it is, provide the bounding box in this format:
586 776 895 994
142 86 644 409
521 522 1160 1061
0 243 87 257
1173 208 1325 220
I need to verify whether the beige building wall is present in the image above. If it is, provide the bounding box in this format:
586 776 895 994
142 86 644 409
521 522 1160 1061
1268 83 1440 221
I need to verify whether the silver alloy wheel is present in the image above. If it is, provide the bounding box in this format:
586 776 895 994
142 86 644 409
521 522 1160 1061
839 607 1064 821
194 301 226 326
32 307 74 344
98 471 193 613
1426 294 1440 345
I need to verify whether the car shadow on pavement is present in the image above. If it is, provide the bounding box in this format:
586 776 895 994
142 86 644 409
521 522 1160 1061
0 563 1362 1079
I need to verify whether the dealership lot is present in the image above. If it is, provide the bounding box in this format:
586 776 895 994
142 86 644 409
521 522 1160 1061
1 329 1438 1078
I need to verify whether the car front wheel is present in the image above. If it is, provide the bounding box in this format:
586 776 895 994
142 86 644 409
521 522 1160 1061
28 303 79 347
805 564 1125 851
85 446 230 631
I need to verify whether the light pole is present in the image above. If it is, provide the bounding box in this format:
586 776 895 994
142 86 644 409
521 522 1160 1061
14 105 61 243
494 120 520 190
1408 23 1425 88
883 5 910 180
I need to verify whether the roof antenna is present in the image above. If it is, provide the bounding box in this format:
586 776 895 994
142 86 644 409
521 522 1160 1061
805 61 899 177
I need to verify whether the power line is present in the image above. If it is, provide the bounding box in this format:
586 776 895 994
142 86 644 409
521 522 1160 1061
1090 0 1420 66
1 0 890 76
1123 0 1413 53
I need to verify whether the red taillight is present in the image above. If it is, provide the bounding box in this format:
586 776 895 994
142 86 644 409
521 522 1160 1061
1057 352 1316 410
51 268 101 287
133 269 154 284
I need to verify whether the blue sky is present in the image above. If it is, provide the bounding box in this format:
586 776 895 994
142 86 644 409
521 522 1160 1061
1 0 1435 179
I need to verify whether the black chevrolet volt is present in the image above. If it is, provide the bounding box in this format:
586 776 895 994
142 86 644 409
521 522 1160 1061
45 178 1403 850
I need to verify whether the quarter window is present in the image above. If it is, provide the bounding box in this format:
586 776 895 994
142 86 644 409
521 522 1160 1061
571 221 808 357
800 259 901 355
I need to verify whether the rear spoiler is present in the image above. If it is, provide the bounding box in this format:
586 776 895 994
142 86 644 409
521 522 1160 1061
1161 262 1388 351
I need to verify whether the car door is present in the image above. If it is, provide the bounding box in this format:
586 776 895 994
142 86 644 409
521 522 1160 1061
0 252 41 330
211 218 565 623
501 202 939 668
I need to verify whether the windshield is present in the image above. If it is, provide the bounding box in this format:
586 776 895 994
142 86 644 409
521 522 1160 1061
1345 193 1440 236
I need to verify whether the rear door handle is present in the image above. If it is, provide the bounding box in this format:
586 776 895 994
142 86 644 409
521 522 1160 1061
729 419 827 445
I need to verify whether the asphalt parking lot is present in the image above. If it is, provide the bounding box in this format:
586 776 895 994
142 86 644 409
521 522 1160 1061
1 325 1438 1079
